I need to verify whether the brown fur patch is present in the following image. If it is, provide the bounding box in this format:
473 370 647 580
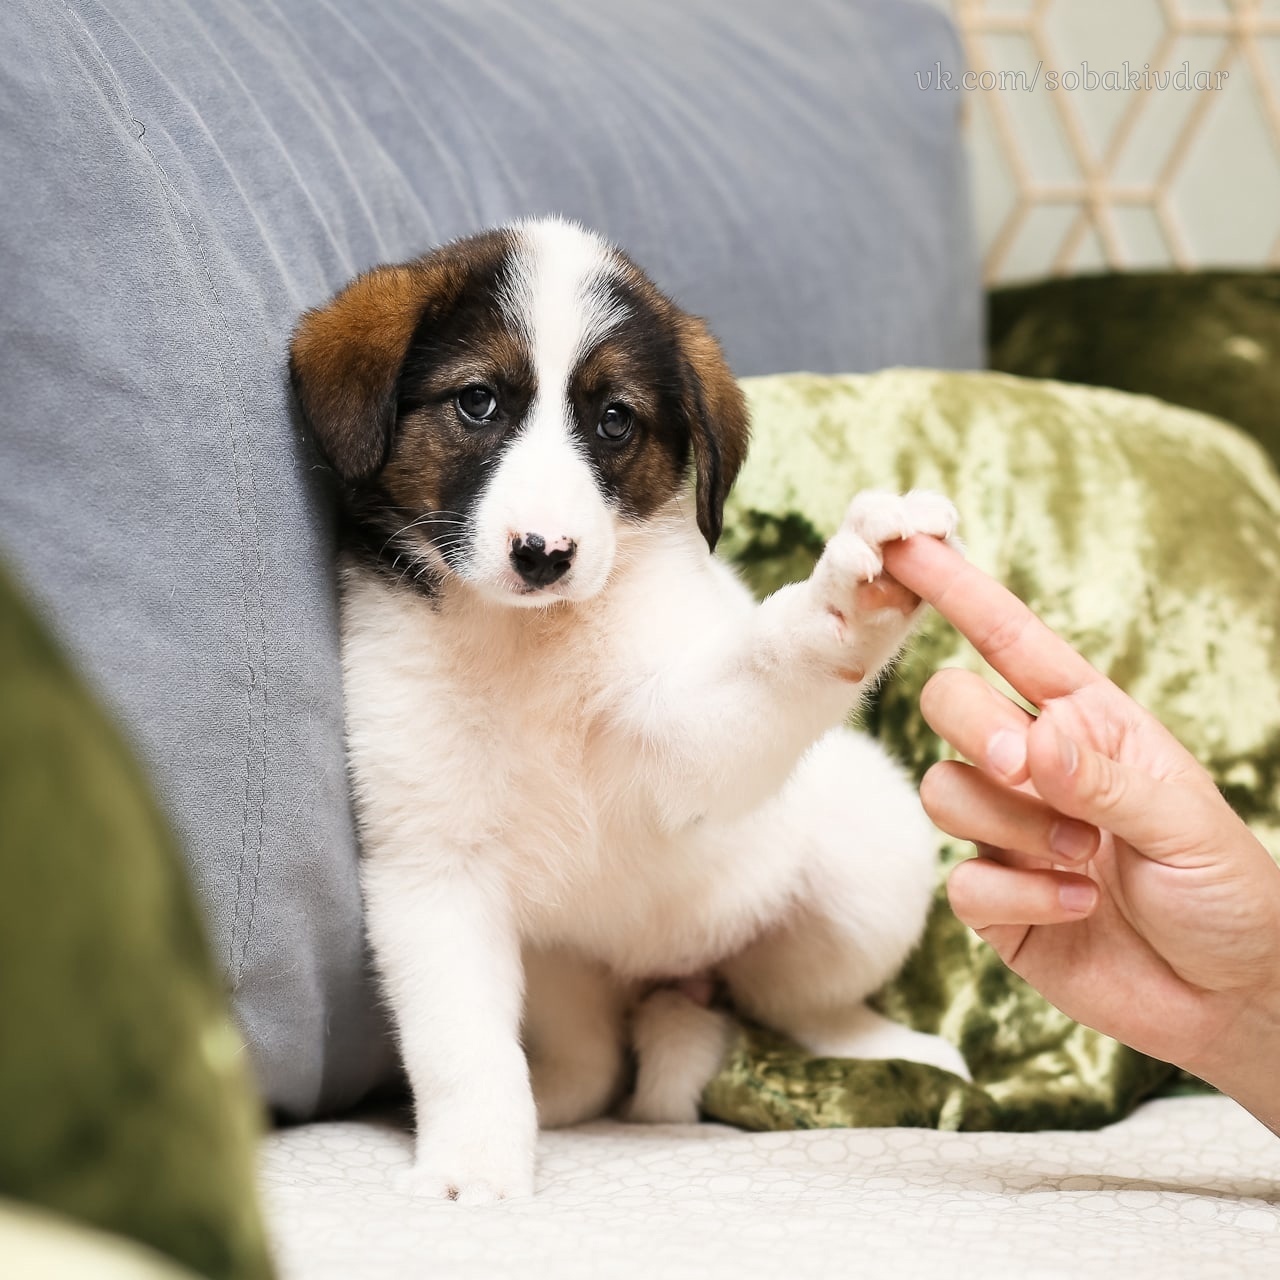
409 326 530 405
290 263 436 481
579 255 750 546
571 344 662 422
289 231 512 482
569 338 685 523
674 313 750 550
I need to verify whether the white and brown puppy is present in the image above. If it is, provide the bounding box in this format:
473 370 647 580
290 218 965 1205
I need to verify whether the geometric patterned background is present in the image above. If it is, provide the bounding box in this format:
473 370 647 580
927 0 1280 282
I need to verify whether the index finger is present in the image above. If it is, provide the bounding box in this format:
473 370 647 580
881 535 1102 706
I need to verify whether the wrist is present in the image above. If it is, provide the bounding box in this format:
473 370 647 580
1186 985 1280 1136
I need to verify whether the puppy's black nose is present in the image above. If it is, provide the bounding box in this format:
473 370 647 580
510 533 576 588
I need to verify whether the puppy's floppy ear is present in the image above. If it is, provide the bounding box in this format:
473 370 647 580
676 314 750 550
288 264 429 482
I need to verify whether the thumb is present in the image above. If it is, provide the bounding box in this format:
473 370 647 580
1026 717 1222 864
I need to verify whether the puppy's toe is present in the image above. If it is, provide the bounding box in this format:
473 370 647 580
842 489 959 548
395 1160 533 1204
394 1164 461 1201
818 529 883 592
452 1179 513 1207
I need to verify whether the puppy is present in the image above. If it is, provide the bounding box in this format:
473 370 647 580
289 218 965 1204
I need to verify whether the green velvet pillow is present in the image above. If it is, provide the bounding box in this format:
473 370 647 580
704 369 1280 1133
0 566 273 1279
988 271 1280 465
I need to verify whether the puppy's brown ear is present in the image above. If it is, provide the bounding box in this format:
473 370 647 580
677 315 750 550
288 265 428 482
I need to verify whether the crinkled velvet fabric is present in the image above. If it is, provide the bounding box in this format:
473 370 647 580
988 272 1280 466
0 567 273 1279
704 370 1280 1132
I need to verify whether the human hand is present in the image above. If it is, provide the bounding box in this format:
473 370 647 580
881 535 1280 1130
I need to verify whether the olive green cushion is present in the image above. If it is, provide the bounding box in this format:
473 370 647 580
705 369 1280 1133
0 565 273 1279
987 272 1280 465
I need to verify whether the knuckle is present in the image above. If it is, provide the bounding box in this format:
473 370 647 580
1081 754 1128 819
974 610 1033 665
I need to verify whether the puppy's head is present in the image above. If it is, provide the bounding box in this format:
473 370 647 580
289 218 748 606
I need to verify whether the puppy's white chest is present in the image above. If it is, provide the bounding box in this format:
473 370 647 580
344 573 606 868
341 537 767 966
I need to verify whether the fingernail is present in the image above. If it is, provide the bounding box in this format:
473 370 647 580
1056 729 1079 777
1059 881 1097 914
987 730 1026 779
1049 819 1096 862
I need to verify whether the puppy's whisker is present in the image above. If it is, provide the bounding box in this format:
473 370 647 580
377 513 469 559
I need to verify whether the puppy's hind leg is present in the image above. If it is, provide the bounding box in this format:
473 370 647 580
523 948 632 1128
718 729 971 1082
624 988 736 1125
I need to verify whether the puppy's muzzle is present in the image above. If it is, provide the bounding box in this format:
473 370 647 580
510 533 576 589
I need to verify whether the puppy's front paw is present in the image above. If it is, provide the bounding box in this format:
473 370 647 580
815 490 958 615
805 490 958 681
395 1153 535 1205
397 1120 537 1205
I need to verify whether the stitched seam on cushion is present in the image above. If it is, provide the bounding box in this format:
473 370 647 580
57 0 272 986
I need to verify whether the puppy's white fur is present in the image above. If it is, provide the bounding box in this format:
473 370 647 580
347 221 966 1205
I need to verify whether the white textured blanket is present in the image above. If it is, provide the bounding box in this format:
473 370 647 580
261 1097 1280 1279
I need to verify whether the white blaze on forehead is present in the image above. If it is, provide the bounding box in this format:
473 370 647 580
501 218 627 409
466 218 625 603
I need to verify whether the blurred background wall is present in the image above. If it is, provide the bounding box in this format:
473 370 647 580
921 0 1280 282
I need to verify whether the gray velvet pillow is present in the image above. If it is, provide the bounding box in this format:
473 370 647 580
0 0 978 1116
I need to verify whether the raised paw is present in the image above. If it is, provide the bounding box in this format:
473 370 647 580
814 490 957 609
840 489 958 555
804 490 958 682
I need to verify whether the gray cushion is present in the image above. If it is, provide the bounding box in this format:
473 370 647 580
0 0 978 1117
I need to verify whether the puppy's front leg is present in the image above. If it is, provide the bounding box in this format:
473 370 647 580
607 490 957 828
362 856 535 1204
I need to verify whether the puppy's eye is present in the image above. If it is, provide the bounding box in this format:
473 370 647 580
456 385 499 424
597 403 634 443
